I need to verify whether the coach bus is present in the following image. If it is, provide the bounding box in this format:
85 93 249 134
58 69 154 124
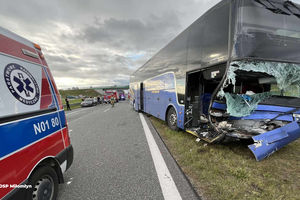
129 0 300 161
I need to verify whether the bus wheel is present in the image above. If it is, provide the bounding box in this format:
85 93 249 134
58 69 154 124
28 166 58 200
167 107 179 131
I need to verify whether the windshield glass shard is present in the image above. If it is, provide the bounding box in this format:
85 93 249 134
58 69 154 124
218 60 300 117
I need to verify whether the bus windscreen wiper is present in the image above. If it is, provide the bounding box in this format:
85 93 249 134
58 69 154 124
255 0 291 15
283 1 300 18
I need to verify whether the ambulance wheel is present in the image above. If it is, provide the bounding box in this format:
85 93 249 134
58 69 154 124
28 166 58 200
167 107 179 131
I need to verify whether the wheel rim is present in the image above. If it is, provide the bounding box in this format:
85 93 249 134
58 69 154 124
169 112 177 126
32 175 54 200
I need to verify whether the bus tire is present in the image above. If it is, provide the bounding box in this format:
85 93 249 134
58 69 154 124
27 166 59 200
167 107 179 131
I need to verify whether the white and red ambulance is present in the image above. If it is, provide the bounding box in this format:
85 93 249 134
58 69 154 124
0 27 73 200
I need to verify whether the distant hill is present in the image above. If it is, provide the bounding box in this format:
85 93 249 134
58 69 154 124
59 89 101 99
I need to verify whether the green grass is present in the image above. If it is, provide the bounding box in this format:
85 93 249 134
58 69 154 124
59 89 100 99
64 99 82 104
62 99 82 111
150 117 300 200
59 89 100 111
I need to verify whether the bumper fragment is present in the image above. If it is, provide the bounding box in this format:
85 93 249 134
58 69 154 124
248 121 300 161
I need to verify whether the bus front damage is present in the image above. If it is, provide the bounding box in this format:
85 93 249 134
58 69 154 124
203 60 300 161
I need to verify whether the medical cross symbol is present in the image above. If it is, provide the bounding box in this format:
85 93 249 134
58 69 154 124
4 63 40 105
13 73 34 97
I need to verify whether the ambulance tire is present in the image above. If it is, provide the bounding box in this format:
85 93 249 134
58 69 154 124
27 166 59 200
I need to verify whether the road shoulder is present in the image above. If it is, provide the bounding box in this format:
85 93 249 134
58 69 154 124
142 114 200 200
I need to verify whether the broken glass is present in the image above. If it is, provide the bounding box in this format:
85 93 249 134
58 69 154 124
218 60 300 117
227 60 300 91
223 92 271 117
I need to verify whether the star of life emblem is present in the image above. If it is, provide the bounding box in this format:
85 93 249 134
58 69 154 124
4 63 40 105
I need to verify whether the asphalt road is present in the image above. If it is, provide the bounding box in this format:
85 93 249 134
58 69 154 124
57 101 199 200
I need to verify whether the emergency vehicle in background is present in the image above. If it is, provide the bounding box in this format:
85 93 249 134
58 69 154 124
119 92 126 101
0 27 73 199
103 90 119 103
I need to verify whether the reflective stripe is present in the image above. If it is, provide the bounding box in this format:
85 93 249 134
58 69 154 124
0 110 65 160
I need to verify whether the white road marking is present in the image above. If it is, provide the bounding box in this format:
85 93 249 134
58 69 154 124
104 108 110 112
66 110 82 116
66 107 93 116
68 115 87 124
66 177 73 185
139 113 182 200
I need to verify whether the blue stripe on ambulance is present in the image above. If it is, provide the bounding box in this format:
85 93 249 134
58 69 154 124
58 110 66 128
0 110 65 159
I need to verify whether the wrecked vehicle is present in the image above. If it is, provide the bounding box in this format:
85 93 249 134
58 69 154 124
130 0 300 161
207 61 300 161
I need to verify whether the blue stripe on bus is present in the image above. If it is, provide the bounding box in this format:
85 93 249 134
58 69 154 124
0 110 65 159
212 102 299 121
242 112 294 121
212 102 227 110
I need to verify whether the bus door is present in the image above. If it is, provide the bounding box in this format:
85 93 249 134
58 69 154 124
185 71 203 128
140 82 144 111
185 65 225 129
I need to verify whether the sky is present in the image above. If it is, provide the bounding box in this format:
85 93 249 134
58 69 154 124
0 0 223 89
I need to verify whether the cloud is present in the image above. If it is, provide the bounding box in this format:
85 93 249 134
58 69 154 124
0 0 221 89
74 11 181 52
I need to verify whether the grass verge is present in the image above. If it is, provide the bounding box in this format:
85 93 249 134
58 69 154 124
59 89 100 99
63 99 82 111
150 117 300 200
63 104 82 111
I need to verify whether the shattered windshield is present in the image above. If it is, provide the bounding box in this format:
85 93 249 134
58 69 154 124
270 83 300 97
218 60 300 117
233 0 300 63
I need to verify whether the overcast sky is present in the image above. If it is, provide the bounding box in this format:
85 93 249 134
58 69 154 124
1 0 222 89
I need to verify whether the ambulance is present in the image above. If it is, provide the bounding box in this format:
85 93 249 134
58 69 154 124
0 27 73 199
